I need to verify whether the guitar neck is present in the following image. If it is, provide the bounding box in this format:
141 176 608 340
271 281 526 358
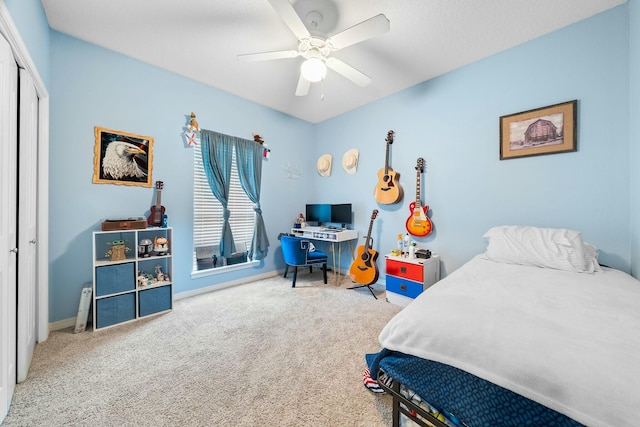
384 142 390 175
156 190 162 209
415 171 422 208
364 221 374 252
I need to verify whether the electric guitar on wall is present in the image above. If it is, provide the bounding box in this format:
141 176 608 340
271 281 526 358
406 158 433 237
349 209 380 285
147 181 165 226
374 130 403 204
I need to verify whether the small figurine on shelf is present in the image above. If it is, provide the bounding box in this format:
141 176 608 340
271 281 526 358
154 236 169 255
155 264 166 282
105 239 130 261
137 273 148 288
138 239 153 258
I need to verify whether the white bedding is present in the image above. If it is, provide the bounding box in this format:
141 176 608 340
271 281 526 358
379 255 640 427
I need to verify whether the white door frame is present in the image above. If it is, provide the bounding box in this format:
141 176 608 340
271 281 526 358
0 3 50 343
17 67 38 382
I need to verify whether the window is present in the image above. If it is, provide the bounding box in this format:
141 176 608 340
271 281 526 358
193 143 255 271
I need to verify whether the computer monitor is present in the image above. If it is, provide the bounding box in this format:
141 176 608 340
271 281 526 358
305 204 331 225
331 203 352 226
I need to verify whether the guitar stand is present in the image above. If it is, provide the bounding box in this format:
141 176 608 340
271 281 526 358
347 283 378 299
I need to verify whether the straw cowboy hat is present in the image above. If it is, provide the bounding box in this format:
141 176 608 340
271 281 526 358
342 149 359 174
317 154 332 177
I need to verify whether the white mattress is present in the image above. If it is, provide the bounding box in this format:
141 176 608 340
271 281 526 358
379 255 640 427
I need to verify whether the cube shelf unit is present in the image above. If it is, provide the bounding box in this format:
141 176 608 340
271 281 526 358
92 227 173 330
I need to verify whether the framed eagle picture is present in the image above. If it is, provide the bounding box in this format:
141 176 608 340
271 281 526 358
93 126 154 187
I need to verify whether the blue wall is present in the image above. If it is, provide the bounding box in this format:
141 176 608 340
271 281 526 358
5 1 638 323
48 32 315 322
315 5 631 277
3 0 50 88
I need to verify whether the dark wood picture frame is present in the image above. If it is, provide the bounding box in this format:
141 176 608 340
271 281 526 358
500 100 577 160
93 126 154 187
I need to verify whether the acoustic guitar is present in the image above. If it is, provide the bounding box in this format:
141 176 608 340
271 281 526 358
374 130 403 204
147 180 165 226
405 158 433 237
349 209 380 285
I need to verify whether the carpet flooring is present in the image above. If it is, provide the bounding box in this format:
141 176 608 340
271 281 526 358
3 272 402 426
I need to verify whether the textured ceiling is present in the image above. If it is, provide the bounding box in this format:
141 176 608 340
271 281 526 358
41 0 627 123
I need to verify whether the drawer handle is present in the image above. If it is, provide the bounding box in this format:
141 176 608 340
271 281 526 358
400 284 406 291
400 267 407 273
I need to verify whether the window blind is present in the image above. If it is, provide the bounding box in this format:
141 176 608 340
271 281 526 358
193 143 255 270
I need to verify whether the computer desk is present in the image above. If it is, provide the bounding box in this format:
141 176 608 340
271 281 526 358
290 226 359 285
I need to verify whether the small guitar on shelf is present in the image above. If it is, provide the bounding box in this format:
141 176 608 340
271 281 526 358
349 210 380 291
374 130 403 204
406 158 433 237
147 181 165 227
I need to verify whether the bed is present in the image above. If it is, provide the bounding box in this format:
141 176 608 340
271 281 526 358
366 226 640 427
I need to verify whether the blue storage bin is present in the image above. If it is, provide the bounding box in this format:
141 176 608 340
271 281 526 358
96 293 135 329
139 285 172 317
96 262 135 296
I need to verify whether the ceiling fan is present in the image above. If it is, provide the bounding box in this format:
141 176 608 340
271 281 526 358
238 0 390 96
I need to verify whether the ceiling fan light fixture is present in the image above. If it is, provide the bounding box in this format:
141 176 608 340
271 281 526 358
301 57 327 82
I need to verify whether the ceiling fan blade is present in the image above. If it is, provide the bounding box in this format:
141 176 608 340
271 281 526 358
237 50 299 62
326 57 372 87
327 14 390 50
295 73 311 96
267 0 310 40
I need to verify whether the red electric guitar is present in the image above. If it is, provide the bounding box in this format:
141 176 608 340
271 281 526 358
349 209 380 286
374 130 403 204
147 181 165 226
405 158 433 237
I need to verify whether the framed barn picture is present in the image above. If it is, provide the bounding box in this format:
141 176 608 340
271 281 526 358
499 100 577 160
93 126 154 187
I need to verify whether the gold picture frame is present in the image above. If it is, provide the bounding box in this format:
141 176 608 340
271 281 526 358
500 100 577 160
93 126 154 187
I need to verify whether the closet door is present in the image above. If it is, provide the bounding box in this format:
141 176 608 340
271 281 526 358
0 33 18 420
17 68 38 383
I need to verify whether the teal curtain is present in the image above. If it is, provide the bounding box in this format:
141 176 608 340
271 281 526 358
200 130 270 260
235 139 269 260
200 130 235 257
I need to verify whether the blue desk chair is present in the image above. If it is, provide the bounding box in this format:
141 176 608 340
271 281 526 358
280 235 328 287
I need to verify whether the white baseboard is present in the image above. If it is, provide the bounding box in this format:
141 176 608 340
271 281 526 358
48 317 76 332
49 271 282 332
174 270 279 301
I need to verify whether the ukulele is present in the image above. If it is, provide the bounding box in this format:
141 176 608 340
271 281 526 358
349 210 380 285
374 130 403 204
147 181 165 226
405 158 433 237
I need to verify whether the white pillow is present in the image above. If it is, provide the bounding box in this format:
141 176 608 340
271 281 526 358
483 226 592 272
582 242 602 273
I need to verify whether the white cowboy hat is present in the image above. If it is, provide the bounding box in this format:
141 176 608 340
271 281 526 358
317 154 332 177
342 149 359 174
